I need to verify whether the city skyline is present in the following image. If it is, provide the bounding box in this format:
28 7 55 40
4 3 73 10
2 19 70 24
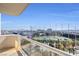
1 3 79 30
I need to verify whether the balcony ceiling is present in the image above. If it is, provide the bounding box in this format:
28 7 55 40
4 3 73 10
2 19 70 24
0 3 29 16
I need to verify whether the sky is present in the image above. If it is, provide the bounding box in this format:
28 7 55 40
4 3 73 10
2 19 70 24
1 3 79 30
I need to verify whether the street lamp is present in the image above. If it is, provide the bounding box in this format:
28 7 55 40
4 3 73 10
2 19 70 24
74 24 77 55
68 24 70 39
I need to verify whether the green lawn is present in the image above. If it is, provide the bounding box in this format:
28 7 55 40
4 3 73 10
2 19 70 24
21 40 30 45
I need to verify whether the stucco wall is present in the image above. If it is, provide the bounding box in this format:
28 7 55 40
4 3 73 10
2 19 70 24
0 35 21 49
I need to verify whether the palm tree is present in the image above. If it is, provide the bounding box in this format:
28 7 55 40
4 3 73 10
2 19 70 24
66 39 73 53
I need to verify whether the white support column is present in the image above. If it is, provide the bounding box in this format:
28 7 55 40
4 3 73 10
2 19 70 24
0 13 1 35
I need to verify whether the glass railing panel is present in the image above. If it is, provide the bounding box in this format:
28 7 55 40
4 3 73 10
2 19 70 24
21 37 72 56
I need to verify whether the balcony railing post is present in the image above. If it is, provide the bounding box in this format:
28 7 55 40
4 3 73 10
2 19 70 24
29 43 32 56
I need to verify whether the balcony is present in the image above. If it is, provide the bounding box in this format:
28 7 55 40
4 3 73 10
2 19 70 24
0 35 72 56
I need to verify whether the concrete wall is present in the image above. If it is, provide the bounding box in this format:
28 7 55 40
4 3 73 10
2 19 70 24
0 35 21 50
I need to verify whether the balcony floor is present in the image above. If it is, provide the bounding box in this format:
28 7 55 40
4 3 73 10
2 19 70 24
0 48 18 56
